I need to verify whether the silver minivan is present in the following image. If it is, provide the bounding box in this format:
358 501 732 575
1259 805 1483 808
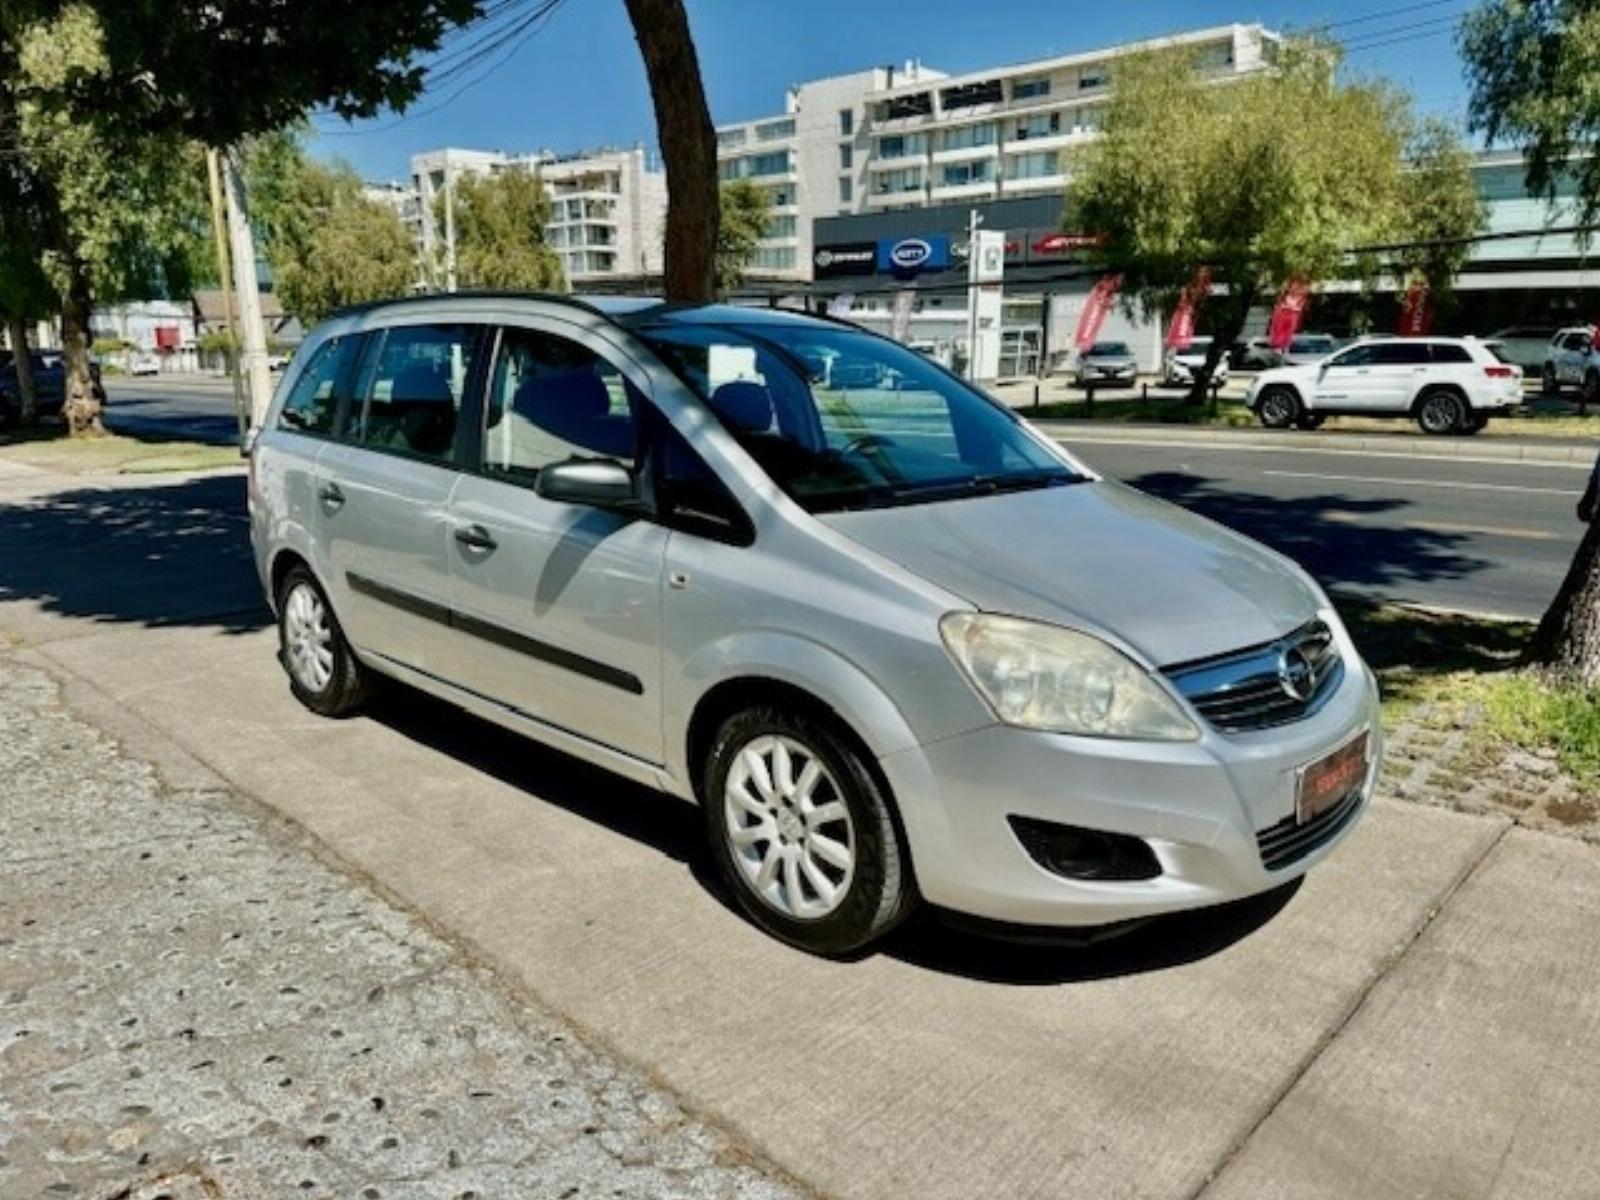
249 294 1380 955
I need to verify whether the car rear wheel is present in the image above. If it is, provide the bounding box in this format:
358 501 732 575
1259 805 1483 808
1416 389 1466 436
704 706 915 956
276 565 371 717
1257 386 1299 429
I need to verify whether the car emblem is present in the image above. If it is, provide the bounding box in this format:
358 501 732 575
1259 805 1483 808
1277 645 1316 702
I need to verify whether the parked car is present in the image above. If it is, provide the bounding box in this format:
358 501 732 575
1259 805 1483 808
1540 327 1597 398
1231 337 1280 370
0 351 107 428
1487 326 1558 374
1281 333 1340 366
251 294 1379 955
1161 336 1230 388
126 352 161 376
907 339 953 370
1247 335 1522 435
1073 339 1138 387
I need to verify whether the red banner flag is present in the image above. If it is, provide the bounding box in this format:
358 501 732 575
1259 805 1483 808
1073 274 1123 350
1267 279 1310 351
1397 282 1434 336
1165 267 1212 349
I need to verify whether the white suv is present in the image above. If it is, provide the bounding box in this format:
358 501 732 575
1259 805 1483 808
1541 327 1597 399
1246 336 1523 435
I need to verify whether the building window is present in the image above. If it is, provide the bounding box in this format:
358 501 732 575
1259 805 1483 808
876 133 928 159
756 118 795 141
1012 77 1051 101
1075 107 1105 134
881 92 933 120
941 122 997 151
941 159 993 186
941 79 1004 110
1008 150 1060 180
752 246 796 270
839 143 853 170
1079 68 1108 90
1014 112 1061 140
838 176 852 204
719 151 792 181
764 183 796 207
766 214 797 239
874 166 923 195
716 128 747 149
839 108 854 135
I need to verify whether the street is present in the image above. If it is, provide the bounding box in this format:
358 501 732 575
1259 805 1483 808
105 373 252 446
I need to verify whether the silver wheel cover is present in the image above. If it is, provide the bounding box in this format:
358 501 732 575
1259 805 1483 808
723 734 857 920
283 581 335 694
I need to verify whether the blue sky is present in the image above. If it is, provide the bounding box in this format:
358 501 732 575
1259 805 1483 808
309 0 1477 181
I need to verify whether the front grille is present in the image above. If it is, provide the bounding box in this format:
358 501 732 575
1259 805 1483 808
1165 620 1344 733
1256 785 1364 871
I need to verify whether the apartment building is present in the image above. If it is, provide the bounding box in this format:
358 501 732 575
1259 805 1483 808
407 144 666 287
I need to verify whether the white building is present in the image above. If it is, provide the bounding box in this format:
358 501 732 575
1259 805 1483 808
407 144 666 287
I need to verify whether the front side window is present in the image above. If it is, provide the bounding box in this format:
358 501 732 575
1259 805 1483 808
637 323 1080 513
279 335 358 435
355 324 478 463
1327 344 1375 368
481 327 641 485
1369 342 1432 366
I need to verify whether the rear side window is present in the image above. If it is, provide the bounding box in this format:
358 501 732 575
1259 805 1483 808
481 327 642 484
278 336 359 435
1368 342 1431 366
1430 343 1472 364
354 324 478 464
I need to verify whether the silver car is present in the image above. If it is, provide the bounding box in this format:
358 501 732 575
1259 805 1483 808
249 294 1379 955
1073 340 1138 387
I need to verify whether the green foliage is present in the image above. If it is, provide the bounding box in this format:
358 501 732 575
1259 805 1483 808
1395 119 1487 298
248 141 416 323
1461 0 1600 227
714 179 773 295
441 167 566 292
1066 42 1482 357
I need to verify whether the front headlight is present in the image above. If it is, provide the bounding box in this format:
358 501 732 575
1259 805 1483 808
940 613 1200 741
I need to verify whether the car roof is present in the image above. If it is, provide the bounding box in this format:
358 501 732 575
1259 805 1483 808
329 291 836 333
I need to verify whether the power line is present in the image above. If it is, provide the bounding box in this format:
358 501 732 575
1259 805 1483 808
1316 0 1466 31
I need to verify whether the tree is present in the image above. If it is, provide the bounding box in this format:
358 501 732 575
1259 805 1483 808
5 4 209 435
1462 0 1600 680
247 141 417 324
624 0 718 302
1067 42 1482 402
441 167 565 291
0 142 55 428
1393 118 1488 304
714 179 774 296
1461 0 1600 228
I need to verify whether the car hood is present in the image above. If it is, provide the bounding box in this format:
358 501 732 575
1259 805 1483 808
819 480 1322 667
1253 362 1319 386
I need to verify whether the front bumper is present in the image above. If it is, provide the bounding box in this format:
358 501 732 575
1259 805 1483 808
878 646 1381 929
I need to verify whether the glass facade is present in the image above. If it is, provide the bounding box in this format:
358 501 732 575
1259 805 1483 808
941 122 997 151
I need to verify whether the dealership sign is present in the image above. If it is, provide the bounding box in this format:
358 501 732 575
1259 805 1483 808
877 234 950 274
813 242 876 278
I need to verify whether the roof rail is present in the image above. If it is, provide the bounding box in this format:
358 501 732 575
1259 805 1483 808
328 289 623 323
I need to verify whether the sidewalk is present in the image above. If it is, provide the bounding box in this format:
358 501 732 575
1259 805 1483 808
4 458 1600 1199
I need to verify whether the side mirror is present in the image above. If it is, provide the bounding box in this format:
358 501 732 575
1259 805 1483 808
535 458 637 509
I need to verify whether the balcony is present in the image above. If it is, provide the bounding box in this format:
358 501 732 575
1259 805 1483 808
865 186 926 207
929 178 1000 202
931 143 1000 166
1001 131 1074 155
1001 172 1067 194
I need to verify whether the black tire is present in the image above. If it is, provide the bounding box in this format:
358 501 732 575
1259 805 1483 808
1257 385 1300 429
1462 412 1488 434
1415 388 1466 436
275 564 371 717
1295 413 1326 430
1583 370 1600 412
703 705 915 956
1542 363 1560 396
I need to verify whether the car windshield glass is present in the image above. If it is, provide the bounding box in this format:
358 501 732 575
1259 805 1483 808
637 322 1083 513
1486 343 1516 364
1088 342 1130 356
1177 339 1211 355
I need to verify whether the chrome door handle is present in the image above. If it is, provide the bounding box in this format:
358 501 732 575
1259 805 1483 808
317 482 345 510
454 524 498 553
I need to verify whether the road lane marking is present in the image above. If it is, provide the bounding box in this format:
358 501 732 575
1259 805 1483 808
1261 468 1583 497
1053 433 1593 471
1322 511 1565 540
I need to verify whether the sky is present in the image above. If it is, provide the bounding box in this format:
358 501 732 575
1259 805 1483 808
308 0 1478 182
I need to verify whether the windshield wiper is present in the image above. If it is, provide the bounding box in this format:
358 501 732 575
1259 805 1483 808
885 469 1082 501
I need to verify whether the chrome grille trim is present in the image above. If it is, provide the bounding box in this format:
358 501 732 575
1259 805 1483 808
1164 620 1344 733
1256 786 1365 871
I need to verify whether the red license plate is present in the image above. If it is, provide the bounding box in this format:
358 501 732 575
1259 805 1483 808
1296 732 1369 825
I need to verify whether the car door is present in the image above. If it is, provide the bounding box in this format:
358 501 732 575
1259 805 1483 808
316 321 485 679
445 319 669 765
1361 341 1432 411
1559 332 1592 384
1312 343 1376 408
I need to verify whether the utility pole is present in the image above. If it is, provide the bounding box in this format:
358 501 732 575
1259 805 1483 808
965 207 983 381
221 149 274 430
443 162 458 293
204 148 248 447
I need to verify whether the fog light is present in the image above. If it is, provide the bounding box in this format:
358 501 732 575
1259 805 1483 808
1007 816 1161 881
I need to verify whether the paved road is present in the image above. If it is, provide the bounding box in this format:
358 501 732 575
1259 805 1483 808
1060 433 1590 621
102 374 1589 619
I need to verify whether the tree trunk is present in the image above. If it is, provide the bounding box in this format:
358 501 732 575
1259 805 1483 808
60 261 103 438
1529 519 1600 684
4 313 38 427
623 0 718 303
1185 287 1255 405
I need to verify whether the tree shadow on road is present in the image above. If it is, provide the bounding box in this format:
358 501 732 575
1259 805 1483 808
1125 471 1489 595
0 473 267 634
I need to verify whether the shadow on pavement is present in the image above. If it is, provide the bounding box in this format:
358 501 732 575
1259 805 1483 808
1127 471 1490 595
0 473 267 633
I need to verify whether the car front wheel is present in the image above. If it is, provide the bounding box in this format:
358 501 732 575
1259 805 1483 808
1257 386 1299 429
276 565 371 717
1416 389 1466 435
704 707 914 956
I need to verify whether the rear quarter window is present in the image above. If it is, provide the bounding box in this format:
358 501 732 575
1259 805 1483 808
1429 343 1472 364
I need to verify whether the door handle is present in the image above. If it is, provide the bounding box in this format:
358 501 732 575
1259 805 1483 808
454 524 498 553
317 482 345 510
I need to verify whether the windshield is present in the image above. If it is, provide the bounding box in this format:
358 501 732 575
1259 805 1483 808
637 322 1083 513
1291 337 1333 354
1175 338 1211 356
1088 341 1130 357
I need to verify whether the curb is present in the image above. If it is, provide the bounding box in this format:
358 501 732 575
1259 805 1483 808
1031 420 1597 465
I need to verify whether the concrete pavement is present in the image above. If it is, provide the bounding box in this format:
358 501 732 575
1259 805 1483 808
4 456 1600 1199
